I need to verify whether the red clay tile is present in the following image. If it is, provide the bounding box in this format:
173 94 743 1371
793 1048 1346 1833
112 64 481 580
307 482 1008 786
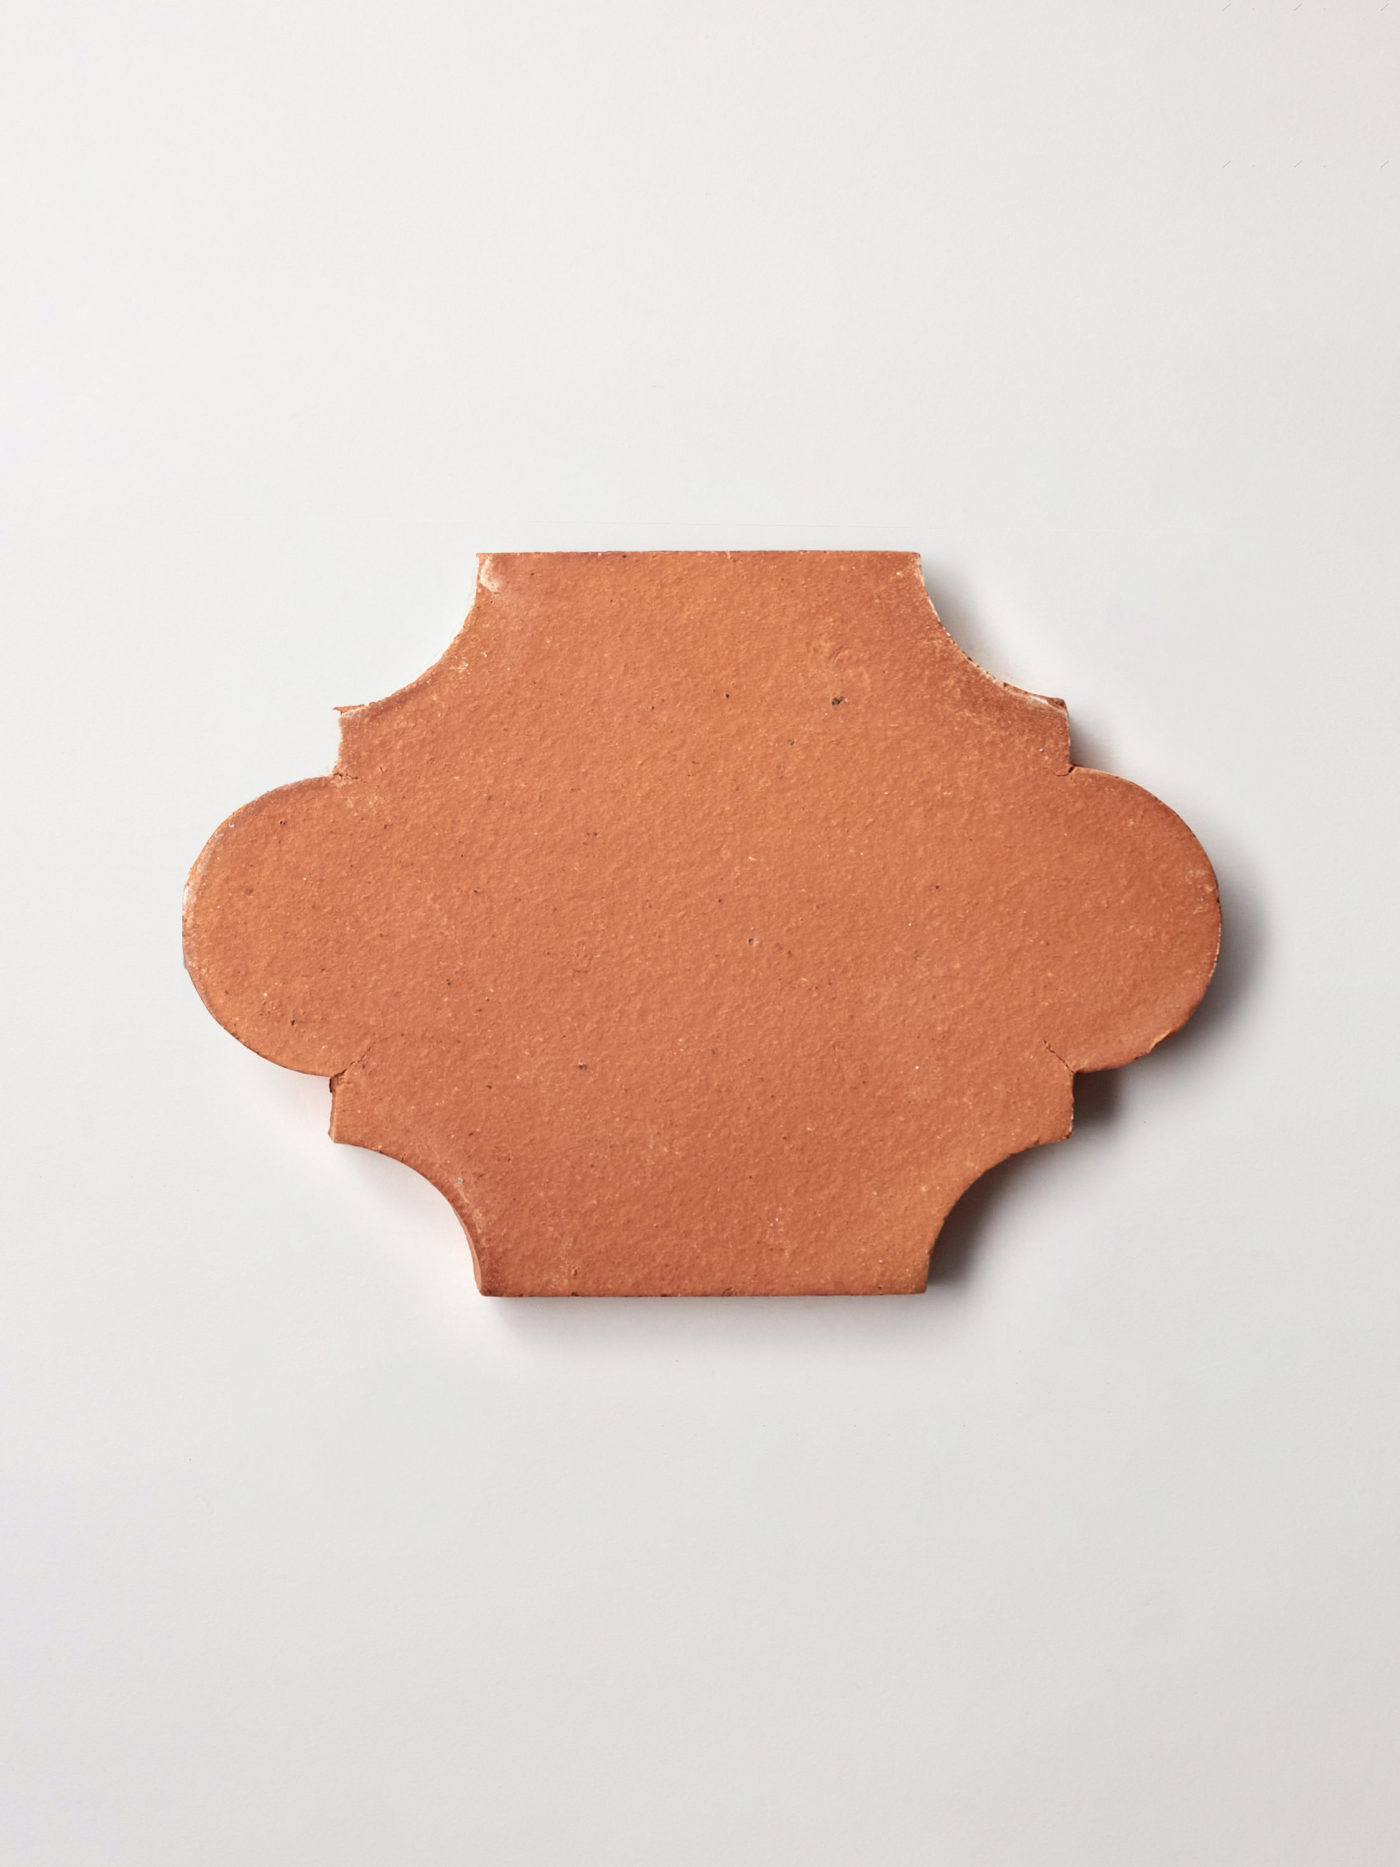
184 552 1219 1294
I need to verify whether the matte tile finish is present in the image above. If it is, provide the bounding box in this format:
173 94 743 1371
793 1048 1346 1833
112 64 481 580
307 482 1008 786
184 553 1219 1293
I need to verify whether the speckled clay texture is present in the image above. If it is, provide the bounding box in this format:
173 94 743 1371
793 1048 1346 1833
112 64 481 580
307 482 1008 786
185 552 1219 1294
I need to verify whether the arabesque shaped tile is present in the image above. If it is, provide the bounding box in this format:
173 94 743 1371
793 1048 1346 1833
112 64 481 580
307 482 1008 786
185 552 1219 1294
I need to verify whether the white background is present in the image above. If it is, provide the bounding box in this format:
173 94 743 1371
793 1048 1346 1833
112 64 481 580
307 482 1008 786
2 2 1397 1861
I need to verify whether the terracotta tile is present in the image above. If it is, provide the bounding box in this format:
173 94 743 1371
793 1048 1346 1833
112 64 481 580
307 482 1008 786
184 553 1219 1294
